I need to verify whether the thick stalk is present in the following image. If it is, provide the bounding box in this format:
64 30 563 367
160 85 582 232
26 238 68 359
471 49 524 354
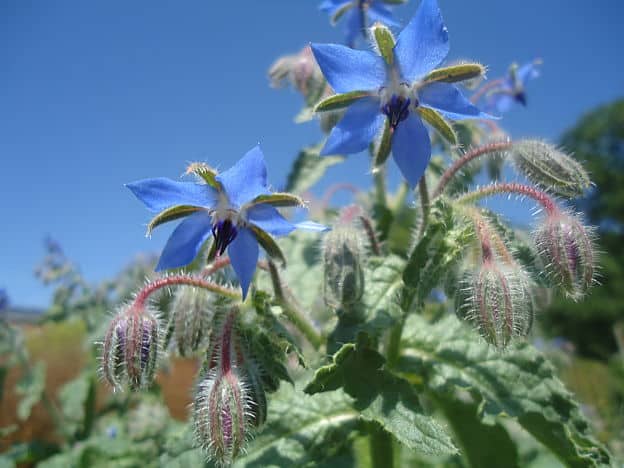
370 423 394 468
455 182 559 215
417 175 430 238
373 166 388 208
267 261 322 349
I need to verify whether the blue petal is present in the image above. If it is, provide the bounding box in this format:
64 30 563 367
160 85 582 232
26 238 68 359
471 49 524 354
321 97 385 156
127 178 217 213
155 211 212 271
227 227 259 300
310 44 387 94
488 92 514 114
368 3 400 28
419 82 494 120
344 8 364 46
393 0 449 82
295 221 330 232
247 204 296 237
216 145 270 209
392 114 431 188
517 61 540 85
320 0 350 14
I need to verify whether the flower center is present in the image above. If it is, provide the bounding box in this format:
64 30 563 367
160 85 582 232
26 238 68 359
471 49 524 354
380 83 417 130
212 219 238 256
514 90 527 106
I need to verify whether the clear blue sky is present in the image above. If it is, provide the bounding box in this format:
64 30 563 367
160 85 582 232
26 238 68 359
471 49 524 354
1 0 623 308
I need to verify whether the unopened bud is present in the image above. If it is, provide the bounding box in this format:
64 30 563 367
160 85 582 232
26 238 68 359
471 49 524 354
101 305 160 391
322 223 365 309
269 46 324 98
533 212 596 300
170 287 213 357
510 140 591 198
193 309 265 465
457 261 534 349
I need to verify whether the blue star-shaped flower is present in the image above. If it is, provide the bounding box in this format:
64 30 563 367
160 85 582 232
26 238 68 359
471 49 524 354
320 0 400 47
127 146 327 298
312 0 492 187
484 59 542 113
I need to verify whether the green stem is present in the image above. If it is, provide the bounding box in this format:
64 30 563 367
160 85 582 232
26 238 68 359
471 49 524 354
267 261 322 349
417 175 430 238
373 166 388 208
369 423 394 468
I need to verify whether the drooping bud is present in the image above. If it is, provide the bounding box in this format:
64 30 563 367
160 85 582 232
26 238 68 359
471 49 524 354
322 219 365 309
170 287 214 357
457 261 534 349
510 140 591 198
193 308 265 465
268 45 324 98
101 305 160 391
533 212 596 300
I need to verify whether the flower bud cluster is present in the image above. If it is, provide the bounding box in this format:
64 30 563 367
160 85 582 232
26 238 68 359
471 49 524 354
533 211 596 300
170 287 214 357
457 260 534 349
322 219 365 310
193 308 267 466
101 304 161 391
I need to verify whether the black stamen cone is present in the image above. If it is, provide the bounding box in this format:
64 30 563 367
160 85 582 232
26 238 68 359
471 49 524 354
212 219 238 256
382 95 412 130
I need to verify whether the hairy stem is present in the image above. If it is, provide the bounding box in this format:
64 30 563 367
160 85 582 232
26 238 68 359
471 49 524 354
432 141 512 198
267 261 322 349
455 182 559 215
417 175 431 238
370 423 394 468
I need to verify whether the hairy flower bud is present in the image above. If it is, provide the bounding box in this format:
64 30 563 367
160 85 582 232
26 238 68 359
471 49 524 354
533 212 596 300
193 309 266 465
457 261 534 349
510 140 591 198
322 223 365 309
170 287 214 356
268 45 324 98
101 305 160 391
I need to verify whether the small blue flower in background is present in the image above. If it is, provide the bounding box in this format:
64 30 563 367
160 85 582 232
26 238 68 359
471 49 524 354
320 0 400 47
483 59 542 113
127 146 327 298
312 0 493 187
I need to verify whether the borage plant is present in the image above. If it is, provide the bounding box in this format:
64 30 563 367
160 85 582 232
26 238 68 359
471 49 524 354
97 0 614 466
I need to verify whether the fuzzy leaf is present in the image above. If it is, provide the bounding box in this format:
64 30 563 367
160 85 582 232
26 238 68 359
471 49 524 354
185 162 221 190
372 24 395 66
248 192 305 208
418 107 457 146
423 63 486 84
146 205 202 236
16 361 46 421
248 225 287 267
315 91 371 112
399 314 613 467
285 145 345 194
58 371 96 438
373 119 392 168
305 335 457 455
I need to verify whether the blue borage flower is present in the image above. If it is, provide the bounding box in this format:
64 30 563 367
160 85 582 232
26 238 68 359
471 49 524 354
127 146 327 298
484 59 542 113
312 0 494 187
320 0 400 46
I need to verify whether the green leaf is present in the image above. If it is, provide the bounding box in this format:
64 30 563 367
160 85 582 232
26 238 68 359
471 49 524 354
305 335 457 455
185 161 221 190
423 63 486 84
16 361 46 421
146 205 202 236
58 371 96 439
418 107 457 146
373 119 392 168
372 24 395 66
248 225 287 266
315 91 371 112
285 145 345 194
248 192 305 208
331 2 353 24
399 314 613 467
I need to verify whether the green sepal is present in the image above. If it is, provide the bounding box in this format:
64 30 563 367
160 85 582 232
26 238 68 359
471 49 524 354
205 238 218 264
418 107 457 146
315 90 371 112
423 63 486 84
147 205 202 236
331 3 353 24
248 225 287 266
371 23 395 66
373 119 392 168
248 192 305 208
185 162 221 190
381 0 407 4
